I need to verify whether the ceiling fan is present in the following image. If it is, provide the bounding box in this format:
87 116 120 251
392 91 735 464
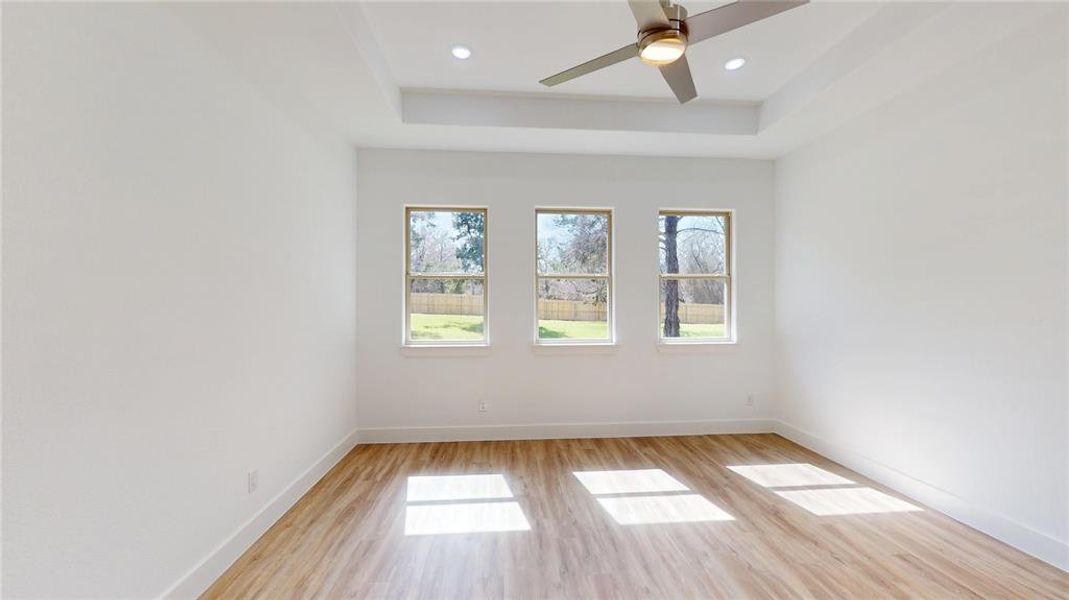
539 0 808 104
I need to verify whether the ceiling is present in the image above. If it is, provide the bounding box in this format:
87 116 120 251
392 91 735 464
360 1 882 101
168 1 1063 159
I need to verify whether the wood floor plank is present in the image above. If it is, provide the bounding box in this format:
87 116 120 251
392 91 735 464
201 434 1069 599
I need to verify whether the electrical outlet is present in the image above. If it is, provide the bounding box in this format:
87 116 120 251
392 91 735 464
746 394 755 407
248 469 259 494
478 400 488 413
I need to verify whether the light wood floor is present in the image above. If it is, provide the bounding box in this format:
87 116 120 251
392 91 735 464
203 434 1068 599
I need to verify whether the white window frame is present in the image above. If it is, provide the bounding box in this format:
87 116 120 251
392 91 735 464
534 208 614 345
657 209 733 344
404 205 489 347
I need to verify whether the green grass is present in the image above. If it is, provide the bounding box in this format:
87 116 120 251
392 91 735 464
672 323 726 338
537 319 609 340
410 313 725 341
410 313 484 341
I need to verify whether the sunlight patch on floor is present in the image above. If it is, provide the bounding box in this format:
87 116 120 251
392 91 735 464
572 468 690 495
776 487 922 516
406 474 514 502
596 494 735 525
404 501 531 535
727 463 854 488
573 468 735 526
403 474 531 535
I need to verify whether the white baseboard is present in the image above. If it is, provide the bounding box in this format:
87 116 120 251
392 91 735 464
356 417 775 443
773 420 1069 573
158 428 361 599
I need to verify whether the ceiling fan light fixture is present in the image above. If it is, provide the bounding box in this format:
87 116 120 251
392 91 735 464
638 29 687 66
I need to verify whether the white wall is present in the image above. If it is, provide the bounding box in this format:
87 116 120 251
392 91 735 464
775 12 1068 568
356 150 775 439
2 4 358 597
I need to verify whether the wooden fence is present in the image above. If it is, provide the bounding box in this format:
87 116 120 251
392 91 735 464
538 299 606 322
658 303 725 324
411 293 723 323
410 292 483 316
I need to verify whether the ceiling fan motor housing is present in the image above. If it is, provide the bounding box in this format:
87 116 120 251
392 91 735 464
637 2 688 65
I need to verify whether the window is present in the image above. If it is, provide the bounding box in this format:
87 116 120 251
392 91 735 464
658 210 731 342
535 209 612 343
404 207 487 345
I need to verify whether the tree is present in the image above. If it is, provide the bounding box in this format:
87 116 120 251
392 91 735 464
662 215 681 336
541 214 609 304
410 212 462 293
453 211 485 273
552 214 608 274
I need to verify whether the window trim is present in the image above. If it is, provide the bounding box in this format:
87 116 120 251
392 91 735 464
657 209 734 345
533 207 615 345
403 205 489 347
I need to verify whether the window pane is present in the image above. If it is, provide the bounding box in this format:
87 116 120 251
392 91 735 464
659 278 726 339
537 212 609 275
409 210 484 274
659 214 726 275
409 278 484 341
537 278 609 340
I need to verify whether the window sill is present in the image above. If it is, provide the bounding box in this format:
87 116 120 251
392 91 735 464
401 344 491 357
656 339 737 353
531 342 618 355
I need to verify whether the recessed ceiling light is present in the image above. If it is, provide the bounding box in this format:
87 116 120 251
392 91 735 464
451 45 472 60
724 57 746 71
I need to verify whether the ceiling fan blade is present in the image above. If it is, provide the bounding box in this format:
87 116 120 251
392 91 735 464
628 0 671 32
659 55 697 103
685 0 808 45
539 44 640 87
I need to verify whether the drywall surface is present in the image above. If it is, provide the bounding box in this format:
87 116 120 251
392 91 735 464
356 150 775 437
2 4 358 596
775 11 1068 568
